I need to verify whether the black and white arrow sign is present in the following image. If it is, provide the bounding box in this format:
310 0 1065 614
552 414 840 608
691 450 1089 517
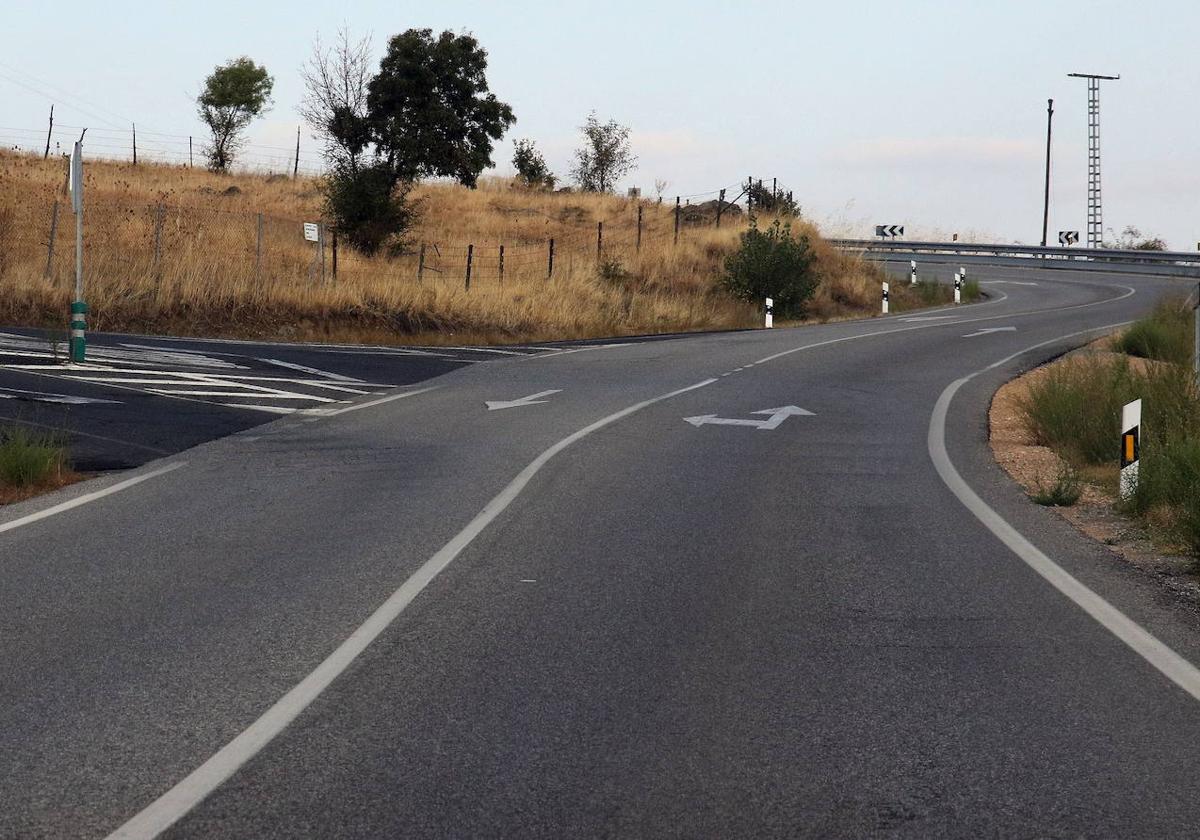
875 224 905 238
485 389 561 411
1058 231 1080 246
684 405 814 431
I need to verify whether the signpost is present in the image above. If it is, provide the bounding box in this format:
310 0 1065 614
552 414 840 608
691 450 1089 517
69 139 86 363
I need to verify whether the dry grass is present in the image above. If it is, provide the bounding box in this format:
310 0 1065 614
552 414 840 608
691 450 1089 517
0 149 890 344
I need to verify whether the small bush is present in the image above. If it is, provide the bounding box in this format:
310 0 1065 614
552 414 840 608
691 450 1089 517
1031 463 1083 507
721 220 817 317
324 160 419 256
962 279 981 302
1114 297 1194 366
0 427 65 488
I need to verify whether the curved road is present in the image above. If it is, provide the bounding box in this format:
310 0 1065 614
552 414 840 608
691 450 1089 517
3 265 1200 838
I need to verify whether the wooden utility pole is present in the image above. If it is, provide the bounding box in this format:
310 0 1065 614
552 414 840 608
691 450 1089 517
44 105 54 159
1041 98 1054 247
132 123 137 165
293 127 300 179
189 136 193 168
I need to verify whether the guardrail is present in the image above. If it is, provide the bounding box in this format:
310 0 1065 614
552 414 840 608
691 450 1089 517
832 239 1200 277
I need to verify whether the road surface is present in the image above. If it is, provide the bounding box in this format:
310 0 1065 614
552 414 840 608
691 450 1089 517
3 265 1200 838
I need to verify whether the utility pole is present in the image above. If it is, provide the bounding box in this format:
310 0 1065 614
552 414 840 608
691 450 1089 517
293 126 300 179
44 104 54 159
1041 98 1053 247
1068 72 1119 249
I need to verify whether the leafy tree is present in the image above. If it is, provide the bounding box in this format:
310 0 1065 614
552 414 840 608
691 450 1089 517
571 112 636 192
322 28 514 252
196 57 273 172
512 138 555 189
721 220 818 317
354 28 515 186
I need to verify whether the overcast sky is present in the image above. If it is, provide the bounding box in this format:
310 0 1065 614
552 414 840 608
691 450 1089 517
4 0 1197 247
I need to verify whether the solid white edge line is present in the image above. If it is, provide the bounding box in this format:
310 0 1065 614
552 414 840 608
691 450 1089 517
928 321 1200 703
307 385 441 418
105 377 717 840
0 462 186 536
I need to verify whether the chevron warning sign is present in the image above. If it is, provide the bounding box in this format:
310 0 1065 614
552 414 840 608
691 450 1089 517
1058 231 1080 246
875 224 905 239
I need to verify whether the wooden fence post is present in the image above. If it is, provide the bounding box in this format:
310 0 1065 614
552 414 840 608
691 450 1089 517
465 244 473 290
417 243 426 283
44 199 60 280
636 205 643 251
499 244 504 285
548 238 555 279
152 204 165 273
331 229 338 281
674 197 680 244
597 221 603 262
716 189 725 228
255 213 264 280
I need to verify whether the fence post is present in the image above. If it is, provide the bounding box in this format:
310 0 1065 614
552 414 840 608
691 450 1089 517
44 199 60 280
465 244 473 290
331 229 338 281
548 238 555 279
674 197 680 244
716 188 725 228
597 221 603 262
319 223 326 284
1194 282 1199 387
417 243 426 283
152 204 165 277
499 244 504 285
132 123 137 166
636 205 643 251
747 176 754 222
255 213 264 280
189 136 193 168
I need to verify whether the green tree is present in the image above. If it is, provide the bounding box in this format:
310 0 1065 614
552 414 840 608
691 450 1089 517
570 112 636 192
721 220 818 317
196 57 274 172
512 138 555 189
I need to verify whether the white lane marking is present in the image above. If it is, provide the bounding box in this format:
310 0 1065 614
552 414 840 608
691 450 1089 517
982 280 1040 286
439 346 534 356
105 377 716 840
303 385 441 418
962 327 1018 338
217 404 298 415
255 358 364 383
529 343 634 359
0 387 121 405
900 316 960 322
146 391 337 401
753 283 1136 366
0 462 186 536
485 389 562 411
684 405 814 430
928 322 1200 703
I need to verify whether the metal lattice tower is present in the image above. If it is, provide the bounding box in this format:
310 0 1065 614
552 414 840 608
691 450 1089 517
1069 73 1119 249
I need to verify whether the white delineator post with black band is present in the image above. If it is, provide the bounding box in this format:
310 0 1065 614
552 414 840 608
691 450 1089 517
954 273 962 305
765 297 773 329
881 282 889 315
1120 398 1141 500
69 139 87 363
910 260 917 285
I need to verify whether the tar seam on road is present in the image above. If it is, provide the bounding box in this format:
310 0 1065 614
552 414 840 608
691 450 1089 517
928 323 1200 704
104 377 719 840
0 461 186 536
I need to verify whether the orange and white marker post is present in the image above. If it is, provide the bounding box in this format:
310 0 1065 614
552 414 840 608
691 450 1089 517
1120 398 1141 500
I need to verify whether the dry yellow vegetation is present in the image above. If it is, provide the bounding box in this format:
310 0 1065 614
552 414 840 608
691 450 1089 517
0 149 897 344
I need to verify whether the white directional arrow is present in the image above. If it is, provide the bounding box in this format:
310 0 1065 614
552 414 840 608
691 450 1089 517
962 327 1017 338
684 405 814 431
485 389 562 411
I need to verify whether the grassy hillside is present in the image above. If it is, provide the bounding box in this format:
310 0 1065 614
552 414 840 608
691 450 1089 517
0 150 903 344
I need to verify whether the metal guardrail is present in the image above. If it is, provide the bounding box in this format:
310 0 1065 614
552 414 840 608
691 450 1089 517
832 239 1200 266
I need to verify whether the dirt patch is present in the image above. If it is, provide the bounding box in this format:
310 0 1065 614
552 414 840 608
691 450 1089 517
0 470 87 507
989 340 1200 603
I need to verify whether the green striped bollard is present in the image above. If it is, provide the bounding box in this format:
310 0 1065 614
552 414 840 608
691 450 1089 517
70 300 87 363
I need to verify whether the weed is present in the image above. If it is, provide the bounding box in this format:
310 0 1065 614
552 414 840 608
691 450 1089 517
1030 462 1083 507
1114 296 1194 366
0 427 66 488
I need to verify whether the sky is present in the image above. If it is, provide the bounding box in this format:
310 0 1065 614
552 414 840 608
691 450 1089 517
4 0 1198 248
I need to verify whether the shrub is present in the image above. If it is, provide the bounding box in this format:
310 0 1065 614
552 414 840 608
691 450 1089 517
0 427 65 488
324 161 419 255
721 220 817 317
512 139 556 190
1114 297 1193 366
1031 463 1083 507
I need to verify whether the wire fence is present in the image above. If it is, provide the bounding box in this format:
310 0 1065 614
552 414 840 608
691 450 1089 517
0 188 768 295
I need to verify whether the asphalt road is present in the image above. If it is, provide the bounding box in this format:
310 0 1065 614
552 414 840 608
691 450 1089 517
4 265 1200 838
